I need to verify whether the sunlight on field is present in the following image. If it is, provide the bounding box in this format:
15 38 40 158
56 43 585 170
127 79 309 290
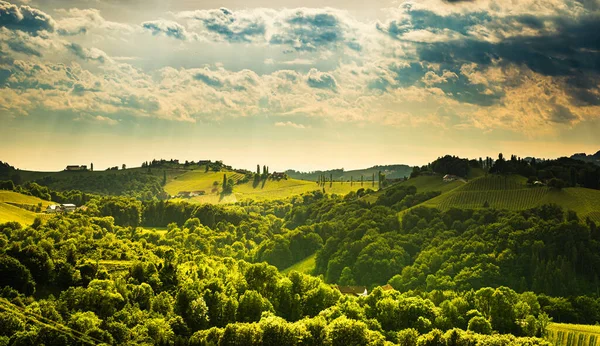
166 170 370 204
282 254 316 275
547 323 600 346
0 191 54 225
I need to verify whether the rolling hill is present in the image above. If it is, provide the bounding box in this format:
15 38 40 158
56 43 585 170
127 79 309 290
416 175 600 222
285 164 412 181
165 169 372 204
0 191 53 225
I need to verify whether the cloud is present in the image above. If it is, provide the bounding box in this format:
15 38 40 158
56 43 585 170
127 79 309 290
274 121 307 129
176 8 363 52
177 7 265 43
269 9 355 52
142 19 190 40
56 8 134 36
193 69 224 88
65 43 108 63
307 68 337 90
0 1 55 34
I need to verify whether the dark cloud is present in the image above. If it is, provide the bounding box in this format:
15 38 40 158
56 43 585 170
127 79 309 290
65 43 106 63
0 1 55 34
307 69 337 90
142 20 188 40
270 11 360 52
187 8 265 43
377 6 491 38
549 101 577 123
7 38 41 56
379 7 600 107
193 71 224 88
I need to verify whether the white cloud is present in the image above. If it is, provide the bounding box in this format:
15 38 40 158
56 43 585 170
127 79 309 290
274 121 307 129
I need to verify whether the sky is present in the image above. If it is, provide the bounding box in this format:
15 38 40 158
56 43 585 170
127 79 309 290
0 0 599 172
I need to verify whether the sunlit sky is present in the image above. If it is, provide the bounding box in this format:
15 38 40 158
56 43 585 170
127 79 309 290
1 0 599 172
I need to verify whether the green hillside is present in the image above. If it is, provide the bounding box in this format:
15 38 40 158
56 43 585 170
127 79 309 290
282 254 316 275
362 174 464 204
420 175 600 222
285 164 412 181
0 191 52 225
165 169 371 204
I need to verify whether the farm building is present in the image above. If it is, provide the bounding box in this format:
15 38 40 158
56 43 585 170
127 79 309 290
443 174 460 182
190 191 205 197
45 204 77 213
271 172 287 180
45 205 60 213
65 165 87 171
334 285 368 297
62 204 77 213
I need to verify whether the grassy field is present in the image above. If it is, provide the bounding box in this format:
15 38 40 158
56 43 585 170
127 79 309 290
165 169 371 204
0 191 53 225
418 175 600 222
546 323 600 346
282 254 316 275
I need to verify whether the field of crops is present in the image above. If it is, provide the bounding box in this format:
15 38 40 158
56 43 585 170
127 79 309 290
459 174 527 191
546 323 600 346
431 188 549 210
417 175 600 221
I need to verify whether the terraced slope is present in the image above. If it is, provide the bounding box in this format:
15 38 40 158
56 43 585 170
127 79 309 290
546 323 600 346
420 175 600 222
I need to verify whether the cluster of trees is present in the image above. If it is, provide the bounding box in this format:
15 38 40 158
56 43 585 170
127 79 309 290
0 181 95 206
285 165 413 182
490 155 600 189
411 156 479 179
3 157 600 344
0 212 557 345
31 171 168 200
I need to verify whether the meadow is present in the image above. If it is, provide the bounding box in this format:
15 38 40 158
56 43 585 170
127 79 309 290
0 191 53 225
165 169 373 204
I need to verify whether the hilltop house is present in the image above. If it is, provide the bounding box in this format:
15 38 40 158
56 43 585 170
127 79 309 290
443 174 459 182
66 165 87 171
334 285 368 297
45 204 77 213
271 172 287 180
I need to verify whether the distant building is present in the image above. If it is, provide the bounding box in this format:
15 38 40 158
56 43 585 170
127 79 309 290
46 204 77 213
177 191 191 198
61 204 77 213
65 165 87 171
190 190 205 197
271 172 287 180
380 284 395 292
45 205 60 214
334 285 368 297
443 174 459 182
